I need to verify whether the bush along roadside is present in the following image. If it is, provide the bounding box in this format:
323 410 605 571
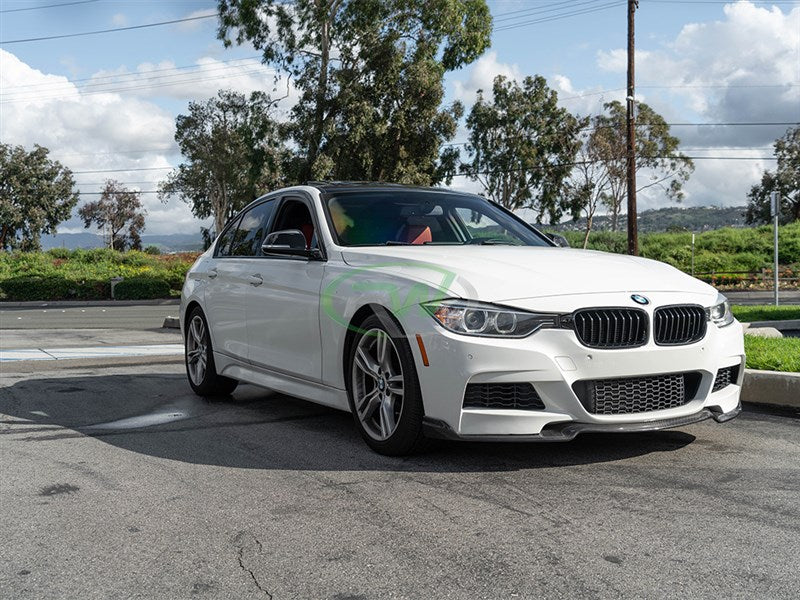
0 276 110 301
112 277 171 301
0 248 197 301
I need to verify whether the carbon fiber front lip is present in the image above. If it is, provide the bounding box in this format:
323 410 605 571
423 403 741 442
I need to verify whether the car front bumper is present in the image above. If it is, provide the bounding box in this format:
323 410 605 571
399 292 745 439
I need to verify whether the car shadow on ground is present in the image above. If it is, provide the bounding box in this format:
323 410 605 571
0 372 697 473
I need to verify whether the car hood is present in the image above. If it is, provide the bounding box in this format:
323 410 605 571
340 246 716 303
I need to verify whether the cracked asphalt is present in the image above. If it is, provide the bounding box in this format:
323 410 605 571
1 363 799 599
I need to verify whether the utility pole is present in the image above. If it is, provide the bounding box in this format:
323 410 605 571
771 191 780 306
626 0 639 256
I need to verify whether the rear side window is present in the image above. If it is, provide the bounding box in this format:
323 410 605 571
216 216 241 257
228 200 277 257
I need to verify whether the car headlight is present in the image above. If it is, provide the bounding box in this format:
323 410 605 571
706 293 734 327
422 299 559 338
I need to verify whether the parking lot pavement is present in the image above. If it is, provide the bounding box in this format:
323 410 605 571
1 363 799 599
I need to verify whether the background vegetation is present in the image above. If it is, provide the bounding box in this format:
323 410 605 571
0 248 196 301
555 221 800 286
1 223 797 301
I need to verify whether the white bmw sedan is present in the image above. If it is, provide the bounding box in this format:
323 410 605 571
181 183 744 455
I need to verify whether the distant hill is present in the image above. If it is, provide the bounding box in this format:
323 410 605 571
548 206 749 234
41 233 203 252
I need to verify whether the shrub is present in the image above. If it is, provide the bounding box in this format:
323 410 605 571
0 276 109 301
144 245 162 255
113 276 171 300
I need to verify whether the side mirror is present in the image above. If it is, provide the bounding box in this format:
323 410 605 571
547 233 570 248
262 229 322 259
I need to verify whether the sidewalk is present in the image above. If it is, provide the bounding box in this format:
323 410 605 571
0 298 180 308
725 290 800 305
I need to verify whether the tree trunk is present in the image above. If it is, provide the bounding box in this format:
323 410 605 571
303 3 331 181
0 224 8 250
611 200 620 232
583 214 593 249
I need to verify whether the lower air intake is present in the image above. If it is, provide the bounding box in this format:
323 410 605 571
712 365 740 392
572 372 702 415
463 383 545 410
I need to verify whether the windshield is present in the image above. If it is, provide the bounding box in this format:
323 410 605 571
323 190 552 247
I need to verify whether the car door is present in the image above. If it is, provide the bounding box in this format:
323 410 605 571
205 200 277 362
246 196 325 382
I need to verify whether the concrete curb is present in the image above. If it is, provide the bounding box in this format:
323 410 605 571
0 354 184 374
0 299 180 308
742 369 800 409
163 316 181 329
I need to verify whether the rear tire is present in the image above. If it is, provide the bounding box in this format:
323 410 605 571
185 307 238 397
346 314 427 456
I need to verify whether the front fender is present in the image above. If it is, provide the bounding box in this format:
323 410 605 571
319 261 452 389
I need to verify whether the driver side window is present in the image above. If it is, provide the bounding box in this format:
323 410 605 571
270 198 318 251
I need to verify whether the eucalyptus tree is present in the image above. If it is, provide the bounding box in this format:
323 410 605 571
461 75 585 223
591 101 694 231
217 0 492 183
159 90 286 236
746 126 800 224
0 143 78 251
79 180 146 251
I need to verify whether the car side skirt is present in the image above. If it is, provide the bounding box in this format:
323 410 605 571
213 352 350 412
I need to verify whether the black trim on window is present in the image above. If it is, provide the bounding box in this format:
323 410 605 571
214 214 242 258
265 195 327 261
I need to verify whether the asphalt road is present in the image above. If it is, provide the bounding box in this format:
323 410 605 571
1 363 799 599
0 303 179 330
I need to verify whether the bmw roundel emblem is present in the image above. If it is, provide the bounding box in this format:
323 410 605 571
631 294 650 305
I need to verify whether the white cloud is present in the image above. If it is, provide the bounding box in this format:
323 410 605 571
0 50 203 236
111 13 127 27
451 51 523 105
177 8 219 32
597 1 800 146
588 1 799 210
60 57 284 103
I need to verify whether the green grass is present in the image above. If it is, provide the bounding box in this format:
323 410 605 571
744 335 800 372
732 305 800 322
555 221 800 281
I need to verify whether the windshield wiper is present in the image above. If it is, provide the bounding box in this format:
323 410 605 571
385 240 412 245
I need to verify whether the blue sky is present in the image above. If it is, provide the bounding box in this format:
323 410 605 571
1 0 798 235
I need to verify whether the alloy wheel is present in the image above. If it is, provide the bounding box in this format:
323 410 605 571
352 328 405 441
186 315 208 385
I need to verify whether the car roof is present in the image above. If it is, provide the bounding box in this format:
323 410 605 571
306 181 472 196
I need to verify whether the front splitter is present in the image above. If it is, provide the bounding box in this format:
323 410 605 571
423 404 742 442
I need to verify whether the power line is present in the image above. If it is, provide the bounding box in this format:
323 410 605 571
0 65 275 104
0 13 219 45
494 2 626 33
493 0 607 23
0 55 264 92
72 167 172 174
0 0 99 13
641 0 799 4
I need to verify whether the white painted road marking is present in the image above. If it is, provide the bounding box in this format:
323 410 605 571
0 344 183 362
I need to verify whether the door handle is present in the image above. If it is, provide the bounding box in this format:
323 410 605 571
249 274 263 287
207 269 218 279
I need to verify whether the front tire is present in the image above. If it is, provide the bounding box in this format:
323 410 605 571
346 314 426 456
185 307 238 397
